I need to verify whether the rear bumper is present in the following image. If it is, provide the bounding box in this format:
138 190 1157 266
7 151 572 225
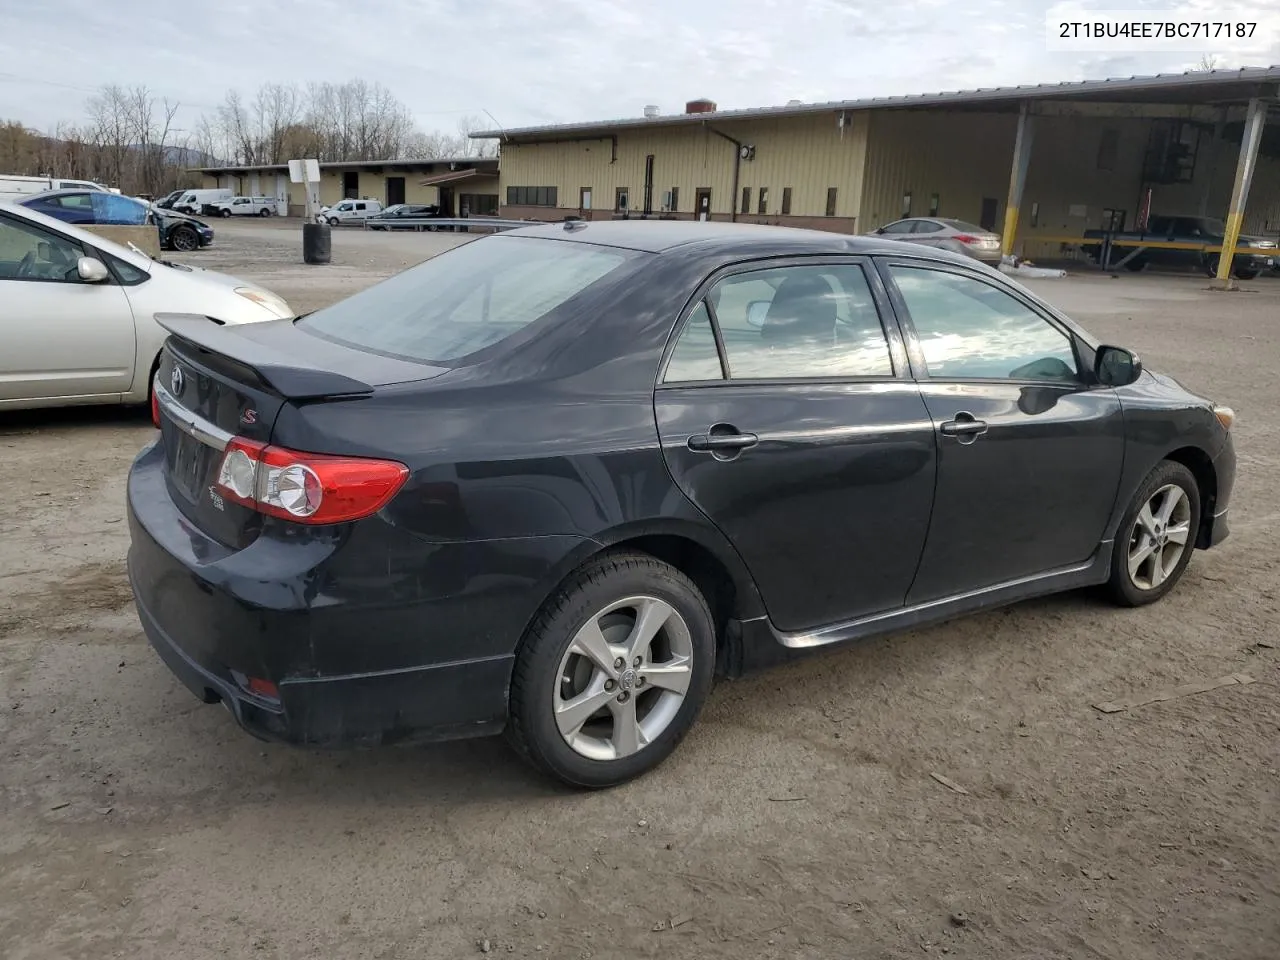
131 577 511 746
126 441 580 747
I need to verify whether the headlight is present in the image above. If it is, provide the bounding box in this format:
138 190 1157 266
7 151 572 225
234 287 292 318
1213 405 1235 431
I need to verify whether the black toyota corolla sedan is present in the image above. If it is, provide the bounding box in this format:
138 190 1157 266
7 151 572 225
127 220 1236 787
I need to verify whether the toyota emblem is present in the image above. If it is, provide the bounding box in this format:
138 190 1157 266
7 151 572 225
170 365 185 396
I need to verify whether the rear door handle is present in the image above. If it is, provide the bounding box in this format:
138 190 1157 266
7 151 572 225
688 432 759 452
939 414 988 443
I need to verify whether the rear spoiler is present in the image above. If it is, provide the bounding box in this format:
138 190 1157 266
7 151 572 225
155 313 374 400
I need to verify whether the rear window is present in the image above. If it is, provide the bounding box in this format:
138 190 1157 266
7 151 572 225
298 235 636 364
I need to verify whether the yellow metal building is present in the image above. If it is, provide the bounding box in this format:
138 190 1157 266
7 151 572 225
195 158 500 219
474 70 1280 261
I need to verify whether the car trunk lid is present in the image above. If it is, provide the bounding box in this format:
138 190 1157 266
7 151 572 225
153 314 442 548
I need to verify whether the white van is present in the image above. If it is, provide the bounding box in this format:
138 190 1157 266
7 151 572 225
318 198 383 225
208 196 279 218
0 174 110 203
173 188 233 215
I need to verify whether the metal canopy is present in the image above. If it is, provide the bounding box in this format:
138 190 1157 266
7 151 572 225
472 67 1280 142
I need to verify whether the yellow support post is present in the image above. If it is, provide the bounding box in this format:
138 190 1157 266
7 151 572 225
1001 102 1034 258
1212 97 1268 290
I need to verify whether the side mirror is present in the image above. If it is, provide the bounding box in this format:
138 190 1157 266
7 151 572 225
77 257 110 283
746 300 771 328
1094 344 1142 386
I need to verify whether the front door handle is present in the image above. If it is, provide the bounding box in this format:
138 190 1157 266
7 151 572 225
688 431 759 452
939 413 988 444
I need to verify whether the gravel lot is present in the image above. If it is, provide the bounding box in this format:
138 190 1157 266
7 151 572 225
2 219 1277 960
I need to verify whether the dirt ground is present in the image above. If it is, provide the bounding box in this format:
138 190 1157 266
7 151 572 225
1 219 1277 960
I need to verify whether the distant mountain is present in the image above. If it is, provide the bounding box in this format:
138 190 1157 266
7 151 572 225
126 143 224 167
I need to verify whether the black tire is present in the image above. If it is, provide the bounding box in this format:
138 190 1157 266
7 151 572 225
1123 257 1147 272
327 216 339 226
506 551 716 788
258 207 271 217
1203 255 1220 277
169 226 199 252
220 208 232 218
1107 460 1201 607
1233 267 1260 281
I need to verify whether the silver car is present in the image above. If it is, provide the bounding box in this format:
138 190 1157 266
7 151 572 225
0 202 292 411
869 217 1003 264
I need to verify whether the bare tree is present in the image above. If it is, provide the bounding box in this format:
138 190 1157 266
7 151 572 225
455 114 499 158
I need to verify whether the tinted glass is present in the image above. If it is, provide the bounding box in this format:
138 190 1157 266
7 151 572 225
664 301 723 382
90 193 148 224
300 236 636 364
890 266 1077 381
0 215 86 282
880 220 915 234
913 221 945 234
708 264 893 379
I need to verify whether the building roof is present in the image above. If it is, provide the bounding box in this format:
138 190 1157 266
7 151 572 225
417 168 499 186
194 157 498 175
471 66 1280 141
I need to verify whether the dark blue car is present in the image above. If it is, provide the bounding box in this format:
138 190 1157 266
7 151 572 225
19 189 214 252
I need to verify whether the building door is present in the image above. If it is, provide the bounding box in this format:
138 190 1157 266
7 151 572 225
979 197 999 231
386 176 405 206
695 188 712 222
579 187 592 217
342 172 359 199
438 186 455 216
275 175 289 216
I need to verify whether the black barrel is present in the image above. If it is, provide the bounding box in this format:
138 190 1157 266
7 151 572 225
303 222 331 264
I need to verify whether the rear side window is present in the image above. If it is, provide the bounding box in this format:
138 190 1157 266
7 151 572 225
299 236 636 364
665 263 894 382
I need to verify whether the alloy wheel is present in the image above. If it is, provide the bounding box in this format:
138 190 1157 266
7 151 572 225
1126 483 1192 590
553 596 694 761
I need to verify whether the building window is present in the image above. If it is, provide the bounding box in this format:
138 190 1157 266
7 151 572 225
1097 128 1119 171
825 187 837 217
757 187 768 215
1030 201 1040 227
781 187 792 215
460 193 498 217
505 186 558 206
741 187 751 214
615 187 630 211
668 187 679 212
929 193 940 217
901 193 912 218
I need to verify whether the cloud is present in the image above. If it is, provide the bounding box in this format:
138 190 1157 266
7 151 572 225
0 0 1274 135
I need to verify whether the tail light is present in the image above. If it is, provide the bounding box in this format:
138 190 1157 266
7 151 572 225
214 437 408 524
953 234 979 244
150 389 161 428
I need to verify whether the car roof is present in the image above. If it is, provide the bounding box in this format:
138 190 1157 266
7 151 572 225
498 218 985 263
22 187 143 204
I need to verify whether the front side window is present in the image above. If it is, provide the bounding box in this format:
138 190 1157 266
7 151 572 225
889 265 1078 382
300 236 637 365
0 215 86 282
694 263 894 380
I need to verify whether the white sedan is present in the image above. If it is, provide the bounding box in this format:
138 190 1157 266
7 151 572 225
0 202 293 411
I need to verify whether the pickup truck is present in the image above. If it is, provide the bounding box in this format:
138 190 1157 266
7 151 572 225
1083 214 1278 279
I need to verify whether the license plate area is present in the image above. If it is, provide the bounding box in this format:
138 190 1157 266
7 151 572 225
163 420 215 505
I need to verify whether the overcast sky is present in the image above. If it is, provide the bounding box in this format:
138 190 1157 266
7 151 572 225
0 0 1276 137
